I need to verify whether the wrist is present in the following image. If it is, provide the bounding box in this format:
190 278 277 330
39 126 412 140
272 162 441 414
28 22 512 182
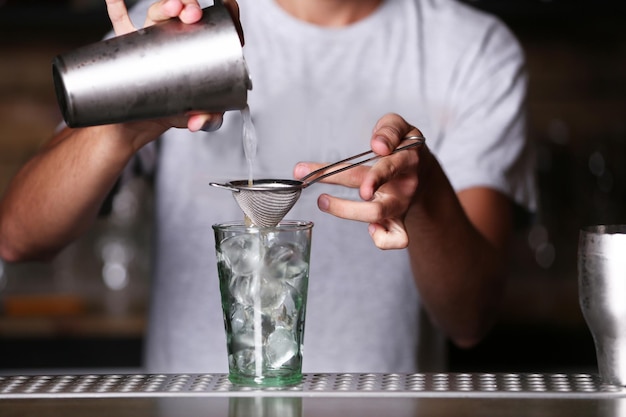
69 121 164 173
412 145 438 206
407 146 456 225
115 120 169 153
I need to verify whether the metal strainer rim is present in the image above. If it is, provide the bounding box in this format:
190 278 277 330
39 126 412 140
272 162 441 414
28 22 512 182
223 179 304 192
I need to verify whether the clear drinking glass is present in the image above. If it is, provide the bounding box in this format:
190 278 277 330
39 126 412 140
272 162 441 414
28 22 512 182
578 224 626 385
213 220 313 387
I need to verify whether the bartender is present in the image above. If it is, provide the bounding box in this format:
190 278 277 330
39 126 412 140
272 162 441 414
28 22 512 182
0 0 536 373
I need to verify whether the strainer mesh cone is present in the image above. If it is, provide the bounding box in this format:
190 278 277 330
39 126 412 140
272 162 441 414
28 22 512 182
228 180 303 227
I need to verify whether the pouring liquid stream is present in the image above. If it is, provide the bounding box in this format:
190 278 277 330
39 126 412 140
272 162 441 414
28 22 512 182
241 105 265 376
241 104 258 226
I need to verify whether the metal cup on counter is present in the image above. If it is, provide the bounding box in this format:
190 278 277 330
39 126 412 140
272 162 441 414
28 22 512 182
578 224 626 385
52 0 252 128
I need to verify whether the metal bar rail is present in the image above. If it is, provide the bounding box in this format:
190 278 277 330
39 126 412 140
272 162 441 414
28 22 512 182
0 373 624 399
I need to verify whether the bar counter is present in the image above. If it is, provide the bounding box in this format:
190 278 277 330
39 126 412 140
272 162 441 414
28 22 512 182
1 372 624 416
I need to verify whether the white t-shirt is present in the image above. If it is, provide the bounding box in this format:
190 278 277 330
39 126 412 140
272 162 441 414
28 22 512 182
125 0 536 373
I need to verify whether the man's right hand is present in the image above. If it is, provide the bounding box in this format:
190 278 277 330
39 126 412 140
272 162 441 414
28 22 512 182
0 0 245 262
104 0 244 133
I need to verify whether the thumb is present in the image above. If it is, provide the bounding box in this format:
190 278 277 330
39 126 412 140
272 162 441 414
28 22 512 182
368 220 409 250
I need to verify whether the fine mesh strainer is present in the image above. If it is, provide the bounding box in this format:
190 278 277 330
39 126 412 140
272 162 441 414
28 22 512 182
210 135 425 227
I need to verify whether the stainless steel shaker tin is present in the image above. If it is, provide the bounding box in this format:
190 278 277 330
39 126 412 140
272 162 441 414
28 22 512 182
578 224 626 385
52 0 251 128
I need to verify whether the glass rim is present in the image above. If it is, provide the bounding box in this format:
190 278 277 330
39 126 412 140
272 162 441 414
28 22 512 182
212 220 313 231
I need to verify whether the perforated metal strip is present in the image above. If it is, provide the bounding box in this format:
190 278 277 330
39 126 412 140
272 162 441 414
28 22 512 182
0 373 624 399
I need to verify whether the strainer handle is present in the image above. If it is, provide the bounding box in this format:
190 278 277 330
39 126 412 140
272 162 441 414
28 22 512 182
299 135 425 186
209 182 240 192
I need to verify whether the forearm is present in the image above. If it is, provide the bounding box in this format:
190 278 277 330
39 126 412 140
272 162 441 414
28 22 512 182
406 150 507 348
0 122 163 262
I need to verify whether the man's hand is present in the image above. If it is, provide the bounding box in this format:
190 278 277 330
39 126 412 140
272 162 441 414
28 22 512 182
293 113 426 250
103 0 244 132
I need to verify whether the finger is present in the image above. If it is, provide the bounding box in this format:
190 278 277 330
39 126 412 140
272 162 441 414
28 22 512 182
360 144 420 200
371 113 423 155
177 0 203 24
145 0 202 26
105 0 137 35
318 192 410 249
187 113 224 132
145 0 181 26
317 193 401 224
368 220 409 250
294 162 369 188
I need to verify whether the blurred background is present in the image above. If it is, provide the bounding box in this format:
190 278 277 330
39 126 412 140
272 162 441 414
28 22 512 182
0 0 625 374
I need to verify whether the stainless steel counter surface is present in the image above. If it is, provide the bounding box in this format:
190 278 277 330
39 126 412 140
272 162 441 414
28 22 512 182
1 373 625 416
